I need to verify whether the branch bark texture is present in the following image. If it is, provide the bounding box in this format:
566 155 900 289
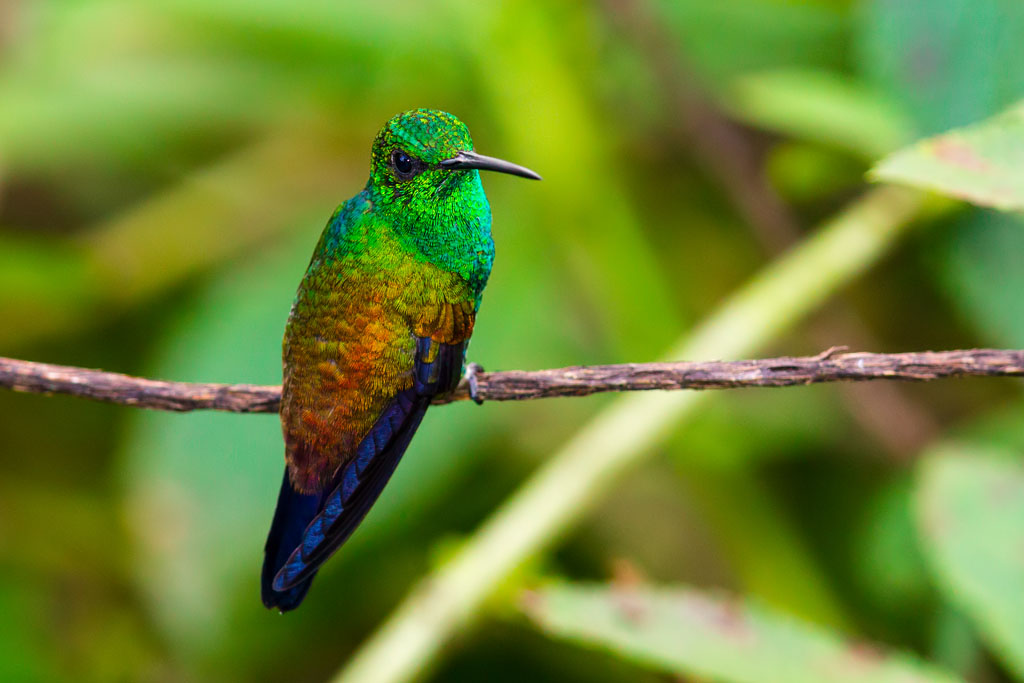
2 349 1022 414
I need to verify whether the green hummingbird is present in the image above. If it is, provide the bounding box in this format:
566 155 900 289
262 109 540 611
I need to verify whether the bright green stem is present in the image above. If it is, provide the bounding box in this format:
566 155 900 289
333 186 925 683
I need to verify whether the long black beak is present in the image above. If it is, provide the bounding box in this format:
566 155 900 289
439 150 541 180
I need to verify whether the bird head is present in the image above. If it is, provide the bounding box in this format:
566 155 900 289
367 109 539 214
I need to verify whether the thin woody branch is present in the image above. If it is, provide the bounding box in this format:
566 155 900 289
2 349 1023 414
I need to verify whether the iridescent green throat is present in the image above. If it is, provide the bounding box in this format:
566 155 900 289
366 109 497 299
367 166 494 300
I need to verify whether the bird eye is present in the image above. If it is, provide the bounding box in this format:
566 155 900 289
390 149 418 179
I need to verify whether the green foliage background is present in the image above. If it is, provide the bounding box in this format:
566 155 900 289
1 1 1023 681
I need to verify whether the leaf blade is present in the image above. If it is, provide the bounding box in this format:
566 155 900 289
916 445 1024 679
523 583 960 683
871 102 1024 211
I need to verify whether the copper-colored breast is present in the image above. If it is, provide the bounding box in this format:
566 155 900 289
280 232 476 493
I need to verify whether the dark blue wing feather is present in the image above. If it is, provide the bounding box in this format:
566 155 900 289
261 336 464 611
261 472 324 610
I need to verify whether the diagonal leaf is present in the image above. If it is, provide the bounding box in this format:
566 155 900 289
915 445 1024 679
522 582 960 683
724 68 913 160
871 101 1024 211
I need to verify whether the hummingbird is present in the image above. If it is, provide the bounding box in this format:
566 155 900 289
262 109 540 611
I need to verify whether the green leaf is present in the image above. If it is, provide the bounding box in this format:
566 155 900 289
857 0 1024 136
0 579 65 682
871 102 1024 211
655 0 848 82
853 475 931 616
915 445 1024 679
522 583 959 683
724 68 912 160
932 210 1024 347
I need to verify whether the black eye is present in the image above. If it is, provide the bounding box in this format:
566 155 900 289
390 149 418 179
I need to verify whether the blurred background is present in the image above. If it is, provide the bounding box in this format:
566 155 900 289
1 0 1023 681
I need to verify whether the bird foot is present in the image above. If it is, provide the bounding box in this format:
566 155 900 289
464 362 485 405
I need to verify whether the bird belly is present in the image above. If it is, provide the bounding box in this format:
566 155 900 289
281 289 417 493
279 250 476 493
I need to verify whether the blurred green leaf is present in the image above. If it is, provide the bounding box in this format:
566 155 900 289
915 445 1024 679
956 401 1024 454
725 68 912 159
872 101 1024 211
679 466 849 629
932 210 1024 347
0 132 353 350
0 59 285 170
858 0 1024 357
0 581 65 682
522 582 959 683
853 475 931 616
930 607 982 680
0 1 468 172
656 0 848 82
858 0 1024 136
672 387 854 630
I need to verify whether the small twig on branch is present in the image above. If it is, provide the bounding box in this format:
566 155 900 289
1 349 1022 414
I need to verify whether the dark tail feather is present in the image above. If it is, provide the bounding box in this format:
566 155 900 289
262 470 323 611
264 340 461 610
271 393 430 593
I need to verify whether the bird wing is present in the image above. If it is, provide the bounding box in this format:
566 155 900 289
262 334 465 609
263 217 478 610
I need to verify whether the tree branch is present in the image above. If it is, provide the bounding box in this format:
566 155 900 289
2 349 1022 414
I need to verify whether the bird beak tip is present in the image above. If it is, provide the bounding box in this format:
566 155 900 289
441 151 541 181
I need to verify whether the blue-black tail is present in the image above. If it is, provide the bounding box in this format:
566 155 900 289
266 393 430 607
261 471 323 611
262 338 462 612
